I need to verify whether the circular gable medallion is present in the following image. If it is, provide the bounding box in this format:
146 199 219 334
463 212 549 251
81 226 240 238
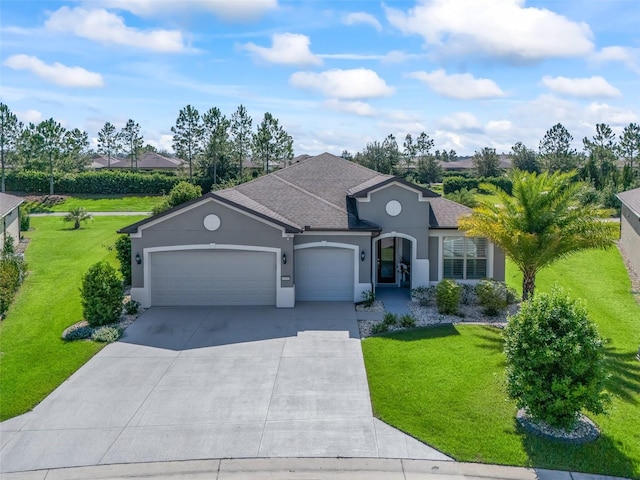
385 200 402 217
203 214 221 231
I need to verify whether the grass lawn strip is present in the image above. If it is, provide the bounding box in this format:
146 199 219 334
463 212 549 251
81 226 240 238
363 248 640 478
24 194 160 213
0 215 146 420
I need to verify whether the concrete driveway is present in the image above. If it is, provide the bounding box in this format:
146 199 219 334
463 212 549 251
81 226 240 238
0 303 450 473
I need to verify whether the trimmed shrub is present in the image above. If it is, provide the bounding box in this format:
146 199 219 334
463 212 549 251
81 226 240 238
62 323 93 341
80 261 123 326
361 289 375 308
435 279 461 315
6 169 181 195
114 235 132 285
399 314 416 328
20 206 30 232
411 285 436 306
152 181 202 214
443 176 512 195
124 299 140 315
92 326 122 343
0 255 26 317
476 280 509 316
504 287 609 430
3 236 15 256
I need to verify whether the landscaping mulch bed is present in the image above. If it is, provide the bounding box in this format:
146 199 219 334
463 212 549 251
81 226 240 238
516 409 600 444
358 300 519 338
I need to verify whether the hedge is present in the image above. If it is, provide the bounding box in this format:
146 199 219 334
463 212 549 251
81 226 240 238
5 170 183 195
443 175 513 195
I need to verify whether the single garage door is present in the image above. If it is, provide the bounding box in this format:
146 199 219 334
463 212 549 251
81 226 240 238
295 247 354 301
150 249 276 306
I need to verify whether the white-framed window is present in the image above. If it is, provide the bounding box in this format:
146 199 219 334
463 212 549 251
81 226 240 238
443 237 487 280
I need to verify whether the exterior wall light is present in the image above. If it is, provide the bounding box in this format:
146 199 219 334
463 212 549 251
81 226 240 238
282 252 287 264
135 252 142 265
361 250 366 262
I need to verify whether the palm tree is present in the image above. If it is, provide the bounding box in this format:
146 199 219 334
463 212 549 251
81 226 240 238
458 170 617 300
64 207 92 230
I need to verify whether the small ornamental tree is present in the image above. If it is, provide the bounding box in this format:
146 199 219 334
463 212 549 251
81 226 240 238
114 235 132 285
80 261 123 326
63 207 92 229
503 287 609 430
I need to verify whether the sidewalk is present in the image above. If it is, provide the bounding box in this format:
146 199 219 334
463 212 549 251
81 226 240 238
0 458 630 480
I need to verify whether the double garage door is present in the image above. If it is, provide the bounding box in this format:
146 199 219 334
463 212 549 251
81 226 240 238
150 250 276 306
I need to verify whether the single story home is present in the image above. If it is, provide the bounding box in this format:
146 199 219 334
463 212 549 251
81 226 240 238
617 186 640 276
119 153 505 308
92 152 186 172
1 192 24 249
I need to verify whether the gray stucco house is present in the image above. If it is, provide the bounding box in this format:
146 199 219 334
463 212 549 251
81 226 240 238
617 186 640 276
1 192 24 249
120 153 505 308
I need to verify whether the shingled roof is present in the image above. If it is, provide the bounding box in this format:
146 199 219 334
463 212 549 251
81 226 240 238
0 192 24 219
617 186 640 217
120 153 469 234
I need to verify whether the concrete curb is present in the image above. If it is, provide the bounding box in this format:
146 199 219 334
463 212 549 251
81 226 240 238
0 458 632 480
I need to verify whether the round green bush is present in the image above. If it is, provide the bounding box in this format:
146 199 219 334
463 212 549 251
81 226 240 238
435 279 461 315
503 287 609 430
80 261 124 327
475 279 508 316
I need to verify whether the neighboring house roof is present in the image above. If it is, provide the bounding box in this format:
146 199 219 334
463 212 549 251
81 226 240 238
0 192 24 219
440 155 512 171
120 153 469 234
92 153 184 169
617 186 640 217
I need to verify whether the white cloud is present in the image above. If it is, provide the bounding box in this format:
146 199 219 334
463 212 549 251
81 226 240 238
408 69 504 100
585 103 637 125
438 112 483 131
95 0 278 21
45 7 187 52
16 109 43 124
242 33 322 66
486 120 512 132
324 99 376 116
290 68 394 99
4 54 104 88
342 12 382 32
541 75 621 98
385 0 593 61
592 46 640 74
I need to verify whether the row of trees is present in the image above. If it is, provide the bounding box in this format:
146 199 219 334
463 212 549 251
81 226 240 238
0 102 293 194
170 104 293 184
341 122 640 191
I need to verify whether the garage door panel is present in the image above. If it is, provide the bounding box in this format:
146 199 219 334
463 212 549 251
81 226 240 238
150 250 276 306
295 247 354 301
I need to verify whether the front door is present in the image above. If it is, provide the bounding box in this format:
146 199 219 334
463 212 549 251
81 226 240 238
377 237 396 283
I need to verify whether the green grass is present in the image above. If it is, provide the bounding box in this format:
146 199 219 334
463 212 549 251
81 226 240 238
0 215 146 420
26 194 160 212
363 248 640 478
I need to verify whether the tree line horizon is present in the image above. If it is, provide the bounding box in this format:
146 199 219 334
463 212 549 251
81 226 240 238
1 102 639 198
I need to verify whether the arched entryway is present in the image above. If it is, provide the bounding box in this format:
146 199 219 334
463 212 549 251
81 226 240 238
373 233 417 289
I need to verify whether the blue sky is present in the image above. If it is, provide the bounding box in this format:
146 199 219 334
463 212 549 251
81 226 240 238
1 0 639 156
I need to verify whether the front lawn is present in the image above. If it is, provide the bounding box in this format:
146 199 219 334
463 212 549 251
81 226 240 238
363 248 640 478
25 194 160 212
0 215 146 420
